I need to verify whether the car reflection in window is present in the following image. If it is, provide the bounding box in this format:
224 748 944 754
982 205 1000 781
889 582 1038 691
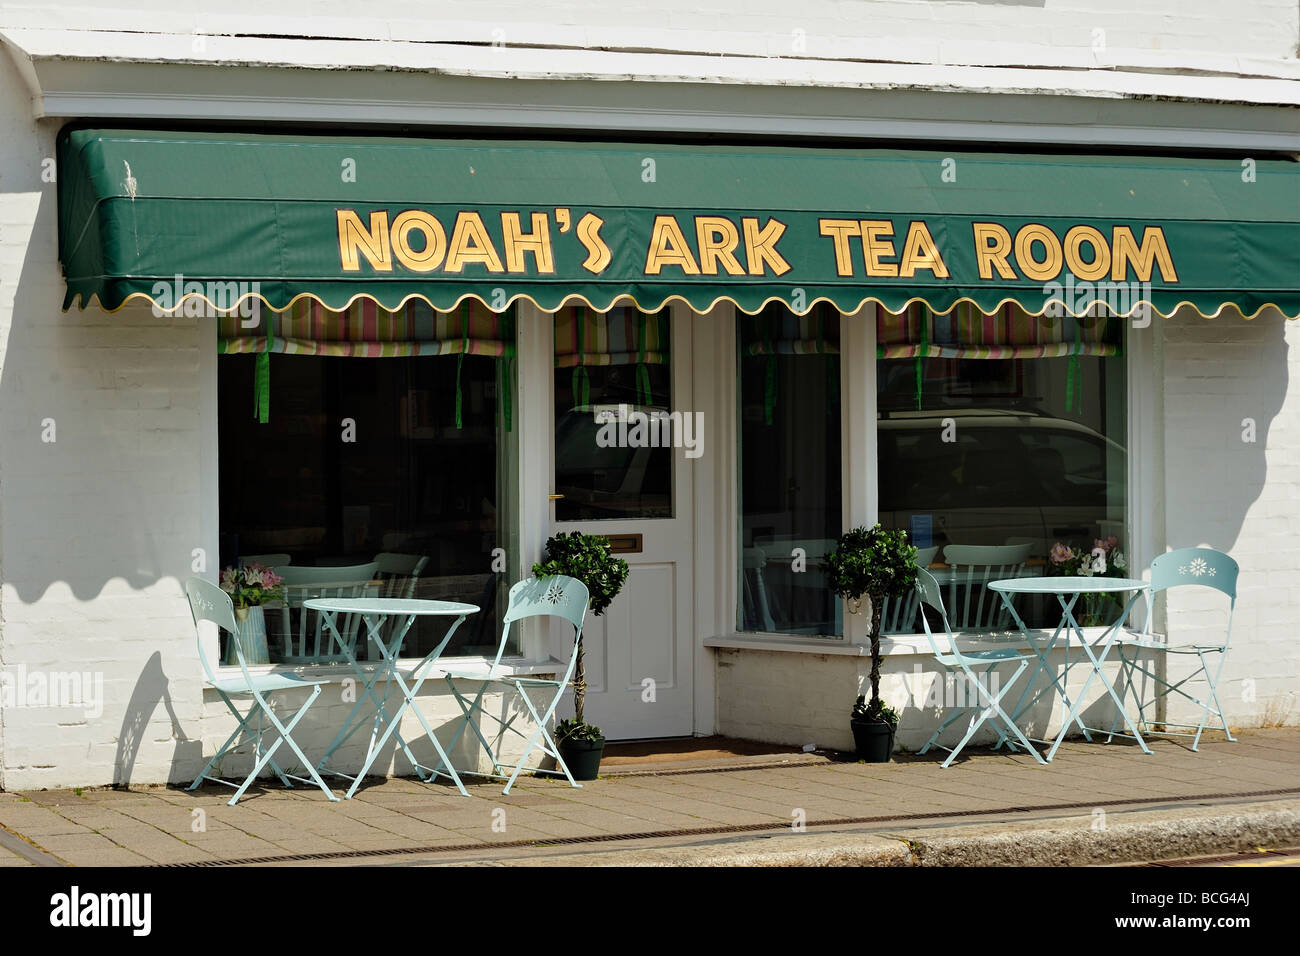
878 409 1125 556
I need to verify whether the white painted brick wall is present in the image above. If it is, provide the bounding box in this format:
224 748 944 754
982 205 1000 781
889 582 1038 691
0 49 545 790
1162 306 1300 730
714 644 1155 754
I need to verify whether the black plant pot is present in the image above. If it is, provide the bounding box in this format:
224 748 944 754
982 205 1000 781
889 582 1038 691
851 719 896 762
558 736 605 781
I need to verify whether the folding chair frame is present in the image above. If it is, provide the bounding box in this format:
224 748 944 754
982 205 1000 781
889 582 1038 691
185 577 339 806
913 569 1047 768
434 576 590 794
1110 547 1239 752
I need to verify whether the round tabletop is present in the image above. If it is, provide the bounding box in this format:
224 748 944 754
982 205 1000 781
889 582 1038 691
989 576 1148 595
302 597 480 616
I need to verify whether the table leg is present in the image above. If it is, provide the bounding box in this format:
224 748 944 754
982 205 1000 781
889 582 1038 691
340 613 433 798
316 611 423 789
315 610 389 771
349 614 471 798
1046 590 1150 760
1078 592 1152 755
998 591 1086 743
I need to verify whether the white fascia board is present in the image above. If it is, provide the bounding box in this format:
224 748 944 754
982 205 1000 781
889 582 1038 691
5 28 1300 105
6 14 1300 80
3 29 1298 152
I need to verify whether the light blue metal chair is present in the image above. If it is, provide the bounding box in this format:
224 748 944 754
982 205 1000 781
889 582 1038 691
1112 547 1239 751
914 569 1047 768
436 575 590 794
185 577 338 805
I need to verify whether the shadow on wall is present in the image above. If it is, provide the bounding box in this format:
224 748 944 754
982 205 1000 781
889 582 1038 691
0 82 202 787
1162 308 1288 551
1 178 202 606
114 652 200 787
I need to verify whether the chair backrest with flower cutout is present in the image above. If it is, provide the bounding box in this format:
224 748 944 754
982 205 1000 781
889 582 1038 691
1148 548 1238 650
186 576 246 686
483 576 590 683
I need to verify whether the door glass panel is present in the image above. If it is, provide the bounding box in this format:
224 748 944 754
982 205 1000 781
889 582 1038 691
554 305 673 520
738 305 842 636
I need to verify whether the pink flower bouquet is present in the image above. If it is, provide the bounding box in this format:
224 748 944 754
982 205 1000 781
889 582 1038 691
219 564 285 609
1046 536 1127 578
1045 536 1128 624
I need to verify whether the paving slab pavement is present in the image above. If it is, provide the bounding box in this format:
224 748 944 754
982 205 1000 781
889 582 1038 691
0 728 1296 867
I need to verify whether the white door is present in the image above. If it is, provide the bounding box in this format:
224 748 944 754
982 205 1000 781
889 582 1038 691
550 305 694 740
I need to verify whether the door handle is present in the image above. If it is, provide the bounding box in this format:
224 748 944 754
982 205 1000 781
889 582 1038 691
549 494 565 501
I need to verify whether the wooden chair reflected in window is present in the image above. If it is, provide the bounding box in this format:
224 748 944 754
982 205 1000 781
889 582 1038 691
942 543 1034 632
271 563 380 663
373 552 429 599
240 553 290 568
741 546 776 632
881 546 940 634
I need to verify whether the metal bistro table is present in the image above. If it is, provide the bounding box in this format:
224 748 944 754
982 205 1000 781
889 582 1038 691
306 597 478 799
988 576 1151 762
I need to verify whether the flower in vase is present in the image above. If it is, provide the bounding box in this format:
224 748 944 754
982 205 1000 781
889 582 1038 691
1049 543 1075 566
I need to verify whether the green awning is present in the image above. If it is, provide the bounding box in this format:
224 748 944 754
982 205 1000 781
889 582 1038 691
58 128 1300 319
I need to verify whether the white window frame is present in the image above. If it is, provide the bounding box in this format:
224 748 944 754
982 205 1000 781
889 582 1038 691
719 300 1157 649
721 303 861 645
869 307 1156 644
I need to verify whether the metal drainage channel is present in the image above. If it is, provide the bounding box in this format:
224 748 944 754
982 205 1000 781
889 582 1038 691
154 786 1300 867
1144 847 1300 867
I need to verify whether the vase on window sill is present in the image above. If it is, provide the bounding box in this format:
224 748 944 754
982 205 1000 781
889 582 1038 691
1078 592 1121 629
226 605 271 666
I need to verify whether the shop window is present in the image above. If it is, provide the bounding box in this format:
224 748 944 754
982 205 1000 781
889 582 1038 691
217 304 518 663
737 304 843 636
877 304 1127 631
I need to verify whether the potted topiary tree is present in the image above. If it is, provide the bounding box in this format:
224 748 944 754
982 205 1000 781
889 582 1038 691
532 531 630 780
825 524 918 762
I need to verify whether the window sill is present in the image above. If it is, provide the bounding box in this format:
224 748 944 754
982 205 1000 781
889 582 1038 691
212 656 564 681
705 634 863 656
707 628 1154 658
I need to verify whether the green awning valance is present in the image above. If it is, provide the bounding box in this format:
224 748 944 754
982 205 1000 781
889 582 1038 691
58 128 1300 319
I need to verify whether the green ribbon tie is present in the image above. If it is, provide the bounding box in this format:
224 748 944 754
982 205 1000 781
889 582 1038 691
1065 321 1083 413
254 310 273 423
914 306 927 411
